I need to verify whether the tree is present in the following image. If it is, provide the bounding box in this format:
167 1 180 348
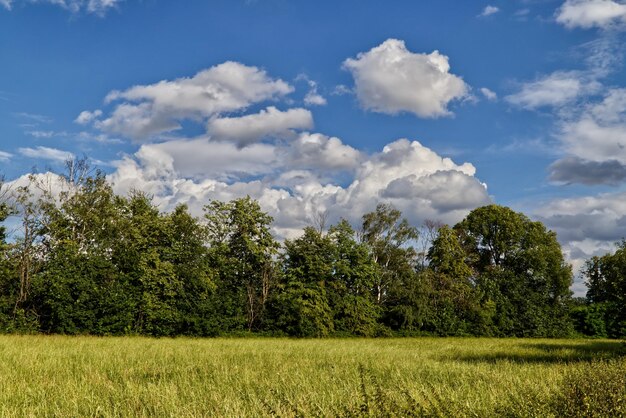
269 227 335 337
328 220 380 336
583 241 626 338
361 203 419 305
425 225 485 335
454 205 573 336
204 197 279 331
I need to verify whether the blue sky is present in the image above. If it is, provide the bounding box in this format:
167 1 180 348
3 0 626 294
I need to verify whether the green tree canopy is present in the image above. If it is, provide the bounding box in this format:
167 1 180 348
454 204 573 336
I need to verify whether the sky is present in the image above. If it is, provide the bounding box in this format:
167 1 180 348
2 0 626 295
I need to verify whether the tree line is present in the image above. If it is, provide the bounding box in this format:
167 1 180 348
0 167 623 338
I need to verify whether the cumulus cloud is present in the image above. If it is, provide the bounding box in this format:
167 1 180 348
207 107 313 147
283 133 363 171
556 0 626 29
342 39 469 118
506 70 601 109
107 136 490 240
91 62 294 140
18 146 74 163
479 5 500 17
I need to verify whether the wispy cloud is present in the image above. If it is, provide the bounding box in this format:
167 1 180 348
0 151 12 162
3 0 123 16
480 87 498 101
18 146 74 163
13 112 53 124
479 5 500 17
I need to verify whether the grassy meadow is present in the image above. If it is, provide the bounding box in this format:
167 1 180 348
0 336 623 417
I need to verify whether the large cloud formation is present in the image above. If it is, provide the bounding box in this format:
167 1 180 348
70 53 488 239
343 39 469 118
107 136 490 239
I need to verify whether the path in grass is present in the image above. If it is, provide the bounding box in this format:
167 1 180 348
0 336 622 417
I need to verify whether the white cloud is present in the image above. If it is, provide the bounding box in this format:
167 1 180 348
93 61 294 140
1 0 12 10
18 146 74 163
304 90 327 106
207 106 313 147
558 88 626 164
534 190 626 294
297 76 327 106
480 87 498 101
556 0 626 29
75 109 102 125
134 138 279 181
479 5 500 17
284 133 363 171
342 39 469 118
107 136 490 240
506 70 601 109
0 151 12 162
332 85 352 96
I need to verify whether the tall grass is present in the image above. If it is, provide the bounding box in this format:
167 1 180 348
0 336 622 417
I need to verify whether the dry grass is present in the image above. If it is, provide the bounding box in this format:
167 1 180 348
0 336 622 417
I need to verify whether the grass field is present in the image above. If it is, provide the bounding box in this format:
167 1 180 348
0 336 623 417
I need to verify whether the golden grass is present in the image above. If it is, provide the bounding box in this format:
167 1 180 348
0 336 622 417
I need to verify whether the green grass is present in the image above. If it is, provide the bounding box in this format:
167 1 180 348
0 336 623 417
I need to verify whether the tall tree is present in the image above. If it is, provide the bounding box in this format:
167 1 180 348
425 225 484 335
361 203 419 305
328 220 380 336
270 226 335 337
583 242 626 338
455 205 573 336
204 197 278 331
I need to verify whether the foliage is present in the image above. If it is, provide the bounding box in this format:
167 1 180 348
204 197 279 332
0 166 610 338
583 241 626 338
454 204 574 337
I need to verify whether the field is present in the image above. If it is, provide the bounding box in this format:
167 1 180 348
0 336 623 417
